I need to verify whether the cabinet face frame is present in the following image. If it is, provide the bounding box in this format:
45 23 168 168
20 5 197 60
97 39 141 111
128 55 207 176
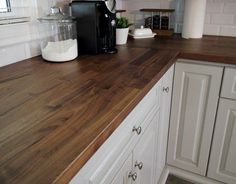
208 98 236 184
167 62 223 176
133 110 160 184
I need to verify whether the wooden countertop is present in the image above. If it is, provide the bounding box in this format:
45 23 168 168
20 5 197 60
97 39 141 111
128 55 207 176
1 35 236 184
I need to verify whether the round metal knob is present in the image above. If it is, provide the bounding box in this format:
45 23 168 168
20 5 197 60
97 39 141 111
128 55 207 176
163 86 169 93
135 161 143 170
132 126 142 135
128 172 137 181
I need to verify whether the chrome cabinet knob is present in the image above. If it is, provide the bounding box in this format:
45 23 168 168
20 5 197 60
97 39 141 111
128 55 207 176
163 86 169 93
132 126 142 135
128 171 137 181
135 161 143 170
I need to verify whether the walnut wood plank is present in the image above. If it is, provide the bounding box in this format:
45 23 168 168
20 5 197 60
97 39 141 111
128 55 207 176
127 34 236 64
1 35 236 184
0 47 178 184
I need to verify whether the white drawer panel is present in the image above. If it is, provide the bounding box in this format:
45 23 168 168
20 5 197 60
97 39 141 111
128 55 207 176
221 67 236 100
70 80 161 184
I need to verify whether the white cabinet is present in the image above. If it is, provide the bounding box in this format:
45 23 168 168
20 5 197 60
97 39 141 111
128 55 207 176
133 111 159 184
167 62 223 176
208 98 236 184
155 65 174 181
70 65 175 184
221 68 236 100
110 154 132 184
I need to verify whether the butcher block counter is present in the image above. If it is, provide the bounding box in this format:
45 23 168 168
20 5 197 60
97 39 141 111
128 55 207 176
1 35 236 184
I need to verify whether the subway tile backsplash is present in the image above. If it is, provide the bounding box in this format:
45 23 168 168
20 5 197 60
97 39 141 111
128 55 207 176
120 0 236 37
0 0 236 67
0 0 68 67
204 0 236 36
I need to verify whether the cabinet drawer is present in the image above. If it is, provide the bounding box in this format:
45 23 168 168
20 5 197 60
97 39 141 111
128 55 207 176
221 67 236 100
70 81 161 184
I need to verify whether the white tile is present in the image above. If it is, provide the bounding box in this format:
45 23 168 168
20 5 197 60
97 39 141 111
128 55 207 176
24 41 41 58
205 14 211 24
211 14 234 25
175 12 184 23
220 26 236 37
0 44 26 67
206 2 224 13
203 24 220 35
223 3 236 13
116 0 123 9
0 23 31 40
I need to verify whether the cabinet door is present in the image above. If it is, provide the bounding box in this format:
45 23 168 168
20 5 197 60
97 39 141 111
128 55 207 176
167 62 223 176
221 67 236 100
133 110 159 184
156 65 174 182
110 154 132 184
208 99 236 184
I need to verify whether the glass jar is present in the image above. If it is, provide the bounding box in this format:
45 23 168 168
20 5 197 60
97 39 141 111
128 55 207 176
38 7 78 62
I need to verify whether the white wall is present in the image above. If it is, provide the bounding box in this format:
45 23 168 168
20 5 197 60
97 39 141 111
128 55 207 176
119 0 178 29
1 0 236 67
120 0 236 37
204 0 236 37
0 0 70 67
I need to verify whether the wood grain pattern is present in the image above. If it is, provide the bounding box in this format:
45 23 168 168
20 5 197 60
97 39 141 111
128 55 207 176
0 47 178 184
127 34 236 64
1 34 236 184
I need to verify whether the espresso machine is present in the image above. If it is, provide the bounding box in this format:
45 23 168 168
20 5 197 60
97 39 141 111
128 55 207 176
71 0 117 54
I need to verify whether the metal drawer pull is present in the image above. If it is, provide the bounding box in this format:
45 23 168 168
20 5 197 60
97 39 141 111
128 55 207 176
132 126 142 135
163 86 169 93
135 161 143 170
128 172 137 181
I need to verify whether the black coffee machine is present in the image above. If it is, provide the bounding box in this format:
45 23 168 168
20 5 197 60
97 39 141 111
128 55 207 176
71 0 117 54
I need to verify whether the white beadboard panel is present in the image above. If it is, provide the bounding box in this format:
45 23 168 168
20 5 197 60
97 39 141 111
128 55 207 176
220 26 236 37
204 24 220 35
211 14 234 25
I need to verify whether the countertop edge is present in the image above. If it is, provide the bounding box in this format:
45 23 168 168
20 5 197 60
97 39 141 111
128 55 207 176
53 52 179 184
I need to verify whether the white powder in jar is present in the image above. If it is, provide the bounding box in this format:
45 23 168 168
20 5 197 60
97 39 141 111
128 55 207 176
42 39 78 62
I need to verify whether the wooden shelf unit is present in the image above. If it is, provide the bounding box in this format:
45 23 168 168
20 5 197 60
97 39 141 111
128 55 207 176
116 9 126 13
140 8 175 36
140 9 175 13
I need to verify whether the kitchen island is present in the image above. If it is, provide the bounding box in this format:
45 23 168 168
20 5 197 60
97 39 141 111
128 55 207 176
0 35 236 184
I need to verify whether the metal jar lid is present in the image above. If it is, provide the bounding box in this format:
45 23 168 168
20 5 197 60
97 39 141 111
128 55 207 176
38 7 75 23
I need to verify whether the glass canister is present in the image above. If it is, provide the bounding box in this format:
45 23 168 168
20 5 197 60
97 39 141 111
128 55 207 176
38 7 78 62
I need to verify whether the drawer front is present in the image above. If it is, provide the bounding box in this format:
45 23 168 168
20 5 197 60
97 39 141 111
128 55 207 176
70 81 161 184
221 67 236 100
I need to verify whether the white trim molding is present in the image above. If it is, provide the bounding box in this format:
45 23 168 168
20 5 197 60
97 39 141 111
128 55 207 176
158 165 223 184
